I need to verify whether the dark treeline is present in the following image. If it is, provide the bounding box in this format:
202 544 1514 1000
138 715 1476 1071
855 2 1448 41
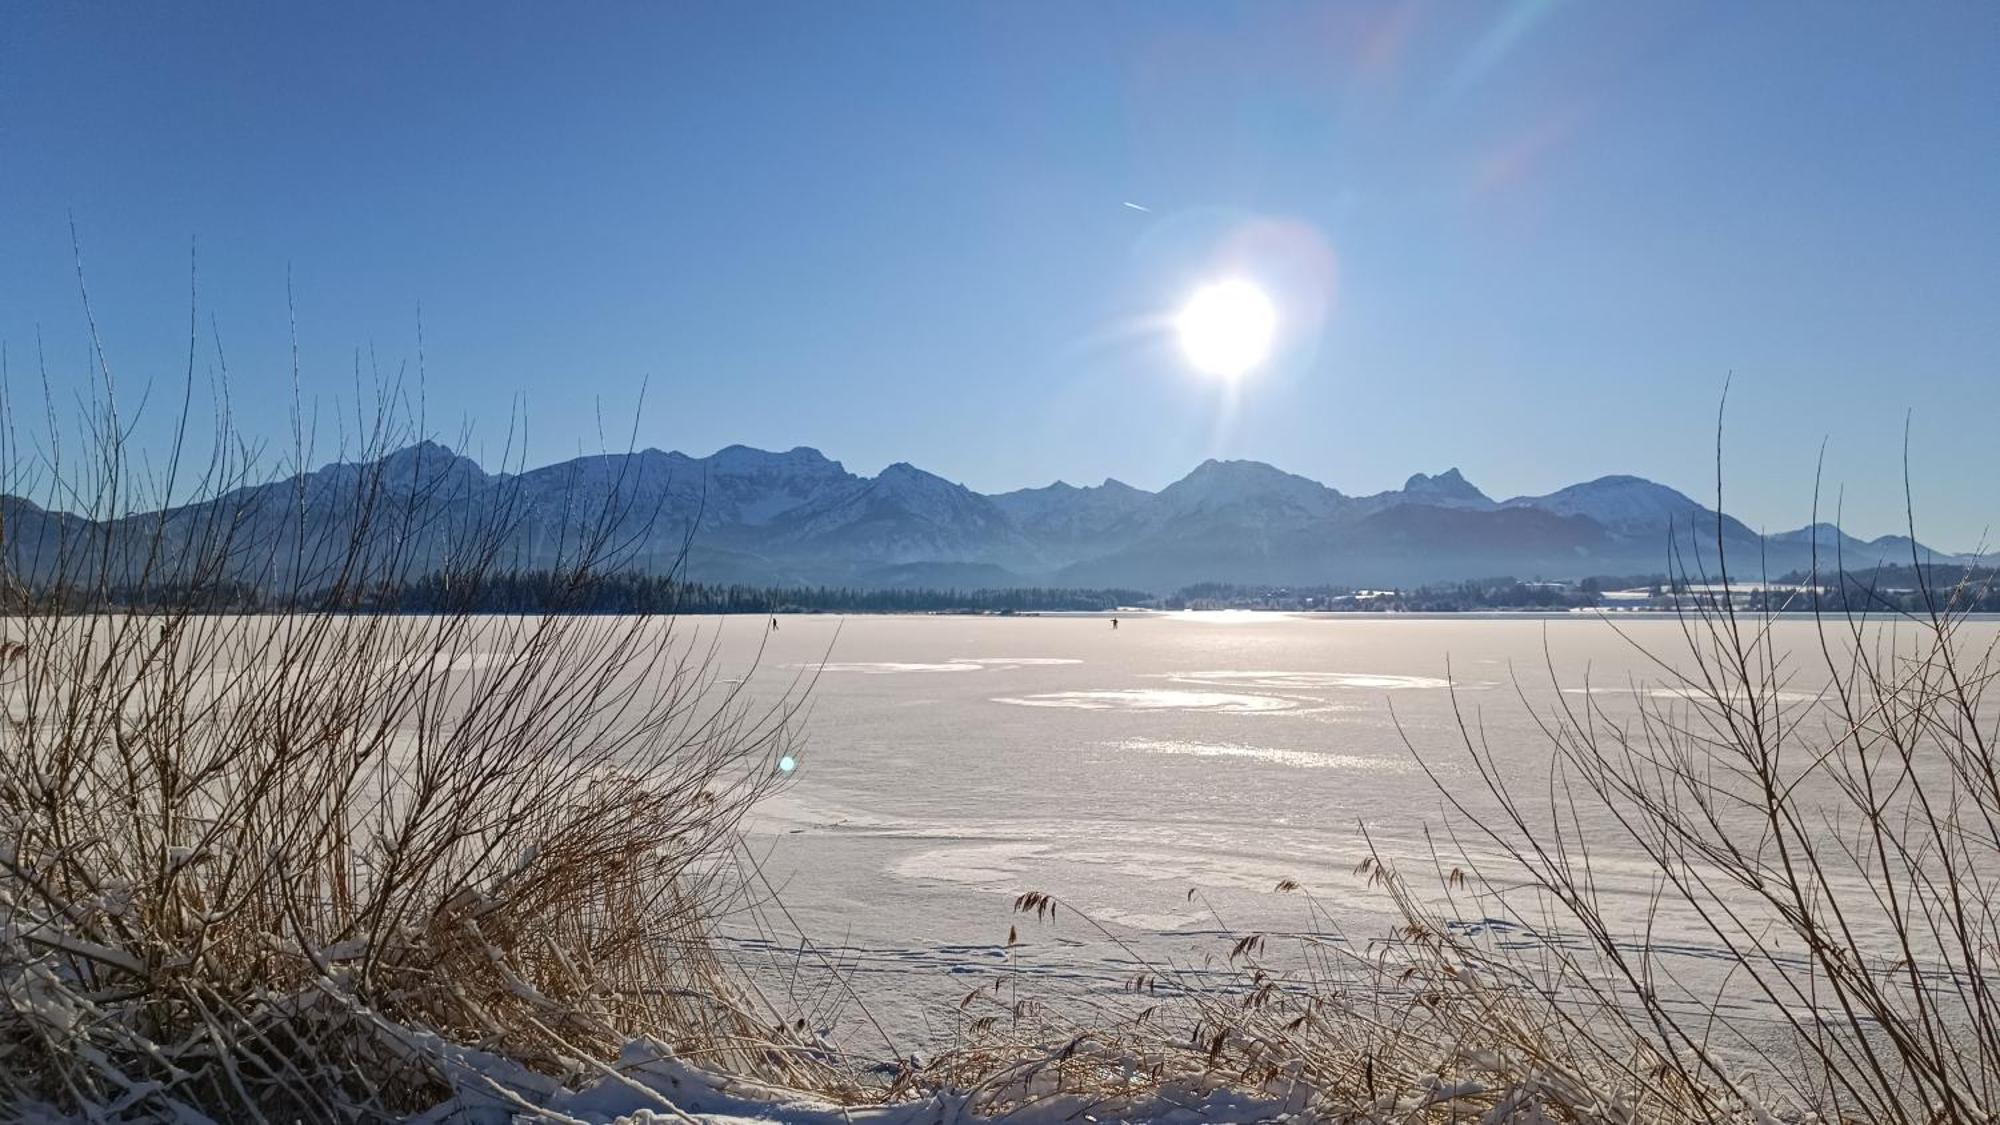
1375 580 1601 612
17 570 1151 615
1783 564 2000 614
384 571 1152 615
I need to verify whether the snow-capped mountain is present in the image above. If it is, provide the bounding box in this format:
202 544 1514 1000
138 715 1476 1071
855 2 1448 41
1501 475 1739 538
1155 459 1347 521
1765 523 1936 567
662 444 855 527
989 478 1162 564
6 441 1975 593
768 462 1041 571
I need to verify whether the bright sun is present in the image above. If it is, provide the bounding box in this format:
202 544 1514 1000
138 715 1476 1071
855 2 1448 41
1175 279 1277 380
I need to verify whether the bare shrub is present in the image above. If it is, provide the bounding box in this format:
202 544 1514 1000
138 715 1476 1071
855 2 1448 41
1406 497 2000 1119
0 295 817 1119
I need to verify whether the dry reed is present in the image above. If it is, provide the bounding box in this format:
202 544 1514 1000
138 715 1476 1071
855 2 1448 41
0 280 825 1120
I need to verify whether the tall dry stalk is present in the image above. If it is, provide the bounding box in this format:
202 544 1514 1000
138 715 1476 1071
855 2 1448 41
0 280 816 1120
1409 466 2000 1121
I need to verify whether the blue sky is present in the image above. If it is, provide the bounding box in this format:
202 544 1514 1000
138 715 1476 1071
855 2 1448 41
4 2 1995 546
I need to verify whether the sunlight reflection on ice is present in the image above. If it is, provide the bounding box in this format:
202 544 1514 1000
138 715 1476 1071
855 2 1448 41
1114 736 1418 772
807 662 985 674
992 689 1299 713
1166 670 1453 691
796 657 1081 674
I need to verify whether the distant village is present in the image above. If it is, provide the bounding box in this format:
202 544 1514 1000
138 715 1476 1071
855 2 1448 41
1162 566 1996 614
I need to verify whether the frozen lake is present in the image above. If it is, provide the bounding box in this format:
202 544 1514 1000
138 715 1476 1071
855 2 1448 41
707 610 2000 1052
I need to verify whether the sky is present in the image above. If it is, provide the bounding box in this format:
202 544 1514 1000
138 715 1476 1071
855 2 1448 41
3 2 1995 547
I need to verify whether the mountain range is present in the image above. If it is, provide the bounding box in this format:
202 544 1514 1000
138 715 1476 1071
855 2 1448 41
3 442 1975 594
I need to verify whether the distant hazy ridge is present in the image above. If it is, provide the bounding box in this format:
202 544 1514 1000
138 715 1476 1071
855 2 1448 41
3 442 1969 593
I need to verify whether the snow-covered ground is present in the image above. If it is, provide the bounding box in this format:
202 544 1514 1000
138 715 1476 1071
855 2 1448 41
413 1039 1307 1124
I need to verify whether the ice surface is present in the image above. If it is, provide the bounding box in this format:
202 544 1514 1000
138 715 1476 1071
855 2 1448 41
1163 669 1455 690
1113 736 1423 772
583 613 2000 1058
990 688 1303 712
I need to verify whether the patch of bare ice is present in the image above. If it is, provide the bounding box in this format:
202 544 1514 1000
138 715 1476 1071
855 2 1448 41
890 841 1050 891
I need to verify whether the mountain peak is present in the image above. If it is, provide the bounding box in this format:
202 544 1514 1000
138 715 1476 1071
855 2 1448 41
706 443 840 469
1405 466 1462 489
1162 458 1344 516
1501 474 1714 535
1401 467 1491 508
874 461 969 496
1184 458 1293 482
375 439 486 478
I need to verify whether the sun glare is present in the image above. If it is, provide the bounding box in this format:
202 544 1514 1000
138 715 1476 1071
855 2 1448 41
1175 279 1277 380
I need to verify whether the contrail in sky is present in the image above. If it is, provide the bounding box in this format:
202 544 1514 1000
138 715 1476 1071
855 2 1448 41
1121 201 1151 213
